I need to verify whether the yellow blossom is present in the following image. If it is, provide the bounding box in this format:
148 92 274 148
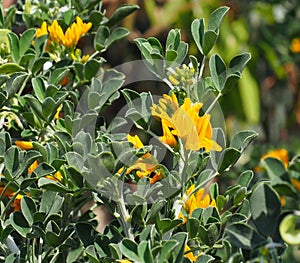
291 38 300 53
46 171 63 182
184 244 198 262
28 160 39 174
179 185 216 220
291 178 300 192
48 20 65 44
10 193 23 211
261 149 289 168
15 141 33 150
117 260 132 263
151 94 221 152
119 134 163 184
36 21 48 38
54 104 63 119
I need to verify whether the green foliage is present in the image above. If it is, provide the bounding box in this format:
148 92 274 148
0 0 296 262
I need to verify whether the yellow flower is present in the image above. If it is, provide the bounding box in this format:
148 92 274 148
28 160 39 174
160 119 177 147
120 134 163 184
15 141 33 150
291 38 300 53
179 185 216 220
10 194 23 211
48 20 65 44
127 134 145 149
261 149 289 168
36 21 48 38
184 244 198 262
46 170 63 182
54 104 63 119
151 94 221 152
117 260 132 263
291 178 300 192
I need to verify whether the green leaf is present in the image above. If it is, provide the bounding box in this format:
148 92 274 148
38 178 70 193
218 148 241 173
230 130 258 152
76 222 95 247
120 238 140 262
19 28 35 57
33 163 56 177
250 183 281 236
40 191 63 215
158 240 178 262
202 30 217 55
106 4 139 27
138 241 153 263
7 32 19 62
5 72 29 98
24 94 45 120
225 223 265 250
94 26 110 52
42 97 56 119
107 27 130 48
0 63 25 74
262 158 287 184
228 52 251 76
84 59 102 80
171 232 187 263
237 170 253 188
191 18 205 55
209 54 226 92
208 6 230 32
10 211 30 238
196 255 215 263
4 146 19 176
21 196 36 225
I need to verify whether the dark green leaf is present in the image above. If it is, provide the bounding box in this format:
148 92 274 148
209 54 226 92
120 238 140 262
250 183 281 236
106 4 139 27
208 6 230 32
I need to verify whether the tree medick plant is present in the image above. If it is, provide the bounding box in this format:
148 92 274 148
0 1 299 262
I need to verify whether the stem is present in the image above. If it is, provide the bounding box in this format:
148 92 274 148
163 77 175 90
198 56 206 78
38 238 43 263
117 180 134 240
205 92 222 114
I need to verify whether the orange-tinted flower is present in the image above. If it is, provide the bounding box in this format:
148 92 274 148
261 149 289 168
184 244 198 262
179 185 216 220
15 141 33 150
291 38 300 53
46 171 63 182
0 186 14 197
28 160 39 174
151 94 221 152
10 194 22 211
291 178 300 192
120 135 163 184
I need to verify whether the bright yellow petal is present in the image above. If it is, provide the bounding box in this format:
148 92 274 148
127 134 144 148
160 119 177 147
15 141 33 150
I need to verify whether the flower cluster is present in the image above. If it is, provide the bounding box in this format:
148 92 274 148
179 184 216 220
151 93 222 152
35 16 92 62
118 135 163 184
